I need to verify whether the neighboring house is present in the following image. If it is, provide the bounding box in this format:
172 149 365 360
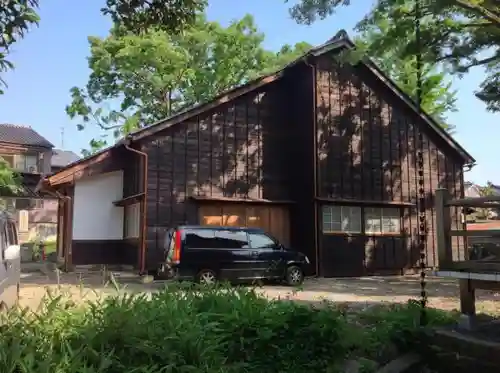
38 31 474 276
0 123 54 242
51 149 80 174
0 123 79 243
464 181 500 220
464 182 481 198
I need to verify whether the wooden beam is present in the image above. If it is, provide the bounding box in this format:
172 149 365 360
190 196 295 205
446 260 500 272
451 229 500 237
113 193 145 207
447 195 500 206
459 279 476 330
436 188 452 268
314 197 415 207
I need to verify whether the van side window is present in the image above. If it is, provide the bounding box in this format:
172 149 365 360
248 233 275 249
185 230 217 249
214 230 249 249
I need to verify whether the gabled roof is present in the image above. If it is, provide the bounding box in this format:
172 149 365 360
51 149 80 168
44 30 475 183
0 123 54 148
125 30 474 165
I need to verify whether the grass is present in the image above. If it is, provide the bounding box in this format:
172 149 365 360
43 241 56 254
1 282 458 373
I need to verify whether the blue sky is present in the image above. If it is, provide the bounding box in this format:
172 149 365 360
0 0 496 184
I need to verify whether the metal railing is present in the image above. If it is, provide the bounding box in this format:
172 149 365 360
435 188 500 272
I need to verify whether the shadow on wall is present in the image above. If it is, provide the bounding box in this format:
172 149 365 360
145 83 287 250
314 56 465 274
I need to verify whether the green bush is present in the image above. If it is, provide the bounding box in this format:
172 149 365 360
344 300 459 363
0 284 351 373
0 285 458 373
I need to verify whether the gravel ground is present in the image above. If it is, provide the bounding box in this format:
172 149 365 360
17 270 500 314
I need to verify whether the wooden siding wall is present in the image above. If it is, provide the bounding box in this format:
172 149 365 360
281 64 317 273
141 82 291 266
122 148 141 198
315 55 465 275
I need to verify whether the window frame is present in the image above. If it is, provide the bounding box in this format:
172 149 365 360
124 203 141 239
322 205 362 234
322 205 402 236
364 207 401 236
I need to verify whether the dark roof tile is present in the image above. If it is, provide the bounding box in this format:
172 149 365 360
51 149 80 168
0 123 53 148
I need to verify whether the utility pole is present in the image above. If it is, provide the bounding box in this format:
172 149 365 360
60 126 65 149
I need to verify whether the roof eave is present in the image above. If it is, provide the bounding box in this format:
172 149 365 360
312 38 475 165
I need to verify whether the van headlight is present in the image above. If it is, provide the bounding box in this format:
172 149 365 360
305 256 310 264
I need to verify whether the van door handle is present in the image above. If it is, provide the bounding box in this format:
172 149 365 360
252 251 259 256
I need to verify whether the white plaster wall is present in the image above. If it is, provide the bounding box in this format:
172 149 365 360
72 171 124 240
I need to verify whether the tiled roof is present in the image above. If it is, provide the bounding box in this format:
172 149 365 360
0 123 53 148
51 149 80 168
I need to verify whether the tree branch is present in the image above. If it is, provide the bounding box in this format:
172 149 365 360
461 54 500 70
455 0 500 26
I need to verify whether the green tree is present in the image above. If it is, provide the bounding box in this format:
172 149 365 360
355 20 457 131
102 0 207 34
0 0 205 93
66 14 312 155
289 0 500 112
0 158 21 196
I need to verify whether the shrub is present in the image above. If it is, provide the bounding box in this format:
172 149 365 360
343 300 459 364
0 284 458 373
0 284 351 373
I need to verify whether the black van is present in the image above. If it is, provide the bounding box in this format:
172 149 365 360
161 226 310 286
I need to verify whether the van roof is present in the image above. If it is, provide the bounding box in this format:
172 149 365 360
176 225 266 233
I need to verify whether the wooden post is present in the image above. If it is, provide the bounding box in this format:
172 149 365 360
435 188 452 269
459 279 476 330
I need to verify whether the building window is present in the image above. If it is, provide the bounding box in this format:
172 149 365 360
0 154 38 173
365 207 401 234
125 203 140 238
322 205 362 233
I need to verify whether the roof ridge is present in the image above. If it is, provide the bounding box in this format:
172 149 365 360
0 123 32 129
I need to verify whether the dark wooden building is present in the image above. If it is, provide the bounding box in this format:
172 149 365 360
38 31 475 277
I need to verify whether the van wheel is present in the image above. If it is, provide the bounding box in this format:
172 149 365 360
197 269 217 286
285 265 304 286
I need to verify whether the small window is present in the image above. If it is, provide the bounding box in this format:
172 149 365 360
185 229 217 249
365 208 401 234
15 198 31 210
125 203 140 238
214 230 249 249
249 233 275 249
25 155 38 173
322 205 361 233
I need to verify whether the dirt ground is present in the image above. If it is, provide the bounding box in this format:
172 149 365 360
18 269 500 314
